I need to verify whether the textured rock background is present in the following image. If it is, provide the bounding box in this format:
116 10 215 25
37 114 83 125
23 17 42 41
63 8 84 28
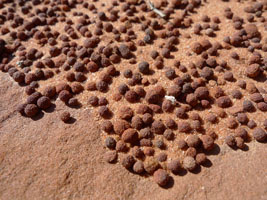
0 73 266 200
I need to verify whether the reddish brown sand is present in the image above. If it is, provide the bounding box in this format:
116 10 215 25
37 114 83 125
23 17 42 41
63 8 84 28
0 0 267 199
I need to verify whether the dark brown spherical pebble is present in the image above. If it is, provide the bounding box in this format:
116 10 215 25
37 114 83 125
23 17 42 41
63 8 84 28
122 155 135 169
121 128 138 144
217 96 232 108
185 93 197 107
227 118 238 129
123 69 132 78
98 97 108 106
257 102 267 112
118 84 129 95
139 128 152 139
231 89 242 99
161 48 170 58
243 100 254 112
119 44 131 59
235 128 248 140
87 61 99 72
168 85 181 98
68 98 79 107
192 42 203 54
165 68 176 80
154 139 165 149
101 120 113 133
144 146 156 156
115 140 128 152
135 87 146 98
196 153 207 165
56 83 71 94
236 113 249 124
86 82 96 91
201 135 214 150
175 107 186 119
185 135 201 148
212 87 225 99
98 106 110 118
200 67 213 80
24 104 39 117
71 82 83 94
131 116 144 130
153 169 169 186
165 117 177 129
96 81 108 92
224 71 234 81
139 138 152 147
136 105 150 115
195 87 209 100
26 92 42 105
177 139 187 149
88 96 99 107
133 161 145 174
237 80 246 89
151 120 165 135
104 151 117 163
43 86 56 98
138 61 150 74
105 137 116 149
113 120 130 135
13 71 25 83
25 86 35 95
132 146 144 159
167 159 181 173
25 73 37 85
246 64 260 78
59 90 72 103
125 90 138 103
178 121 191 133
183 156 196 171
60 111 71 123
225 135 236 147
157 152 167 162
244 24 260 38
162 100 173 112
118 106 134 120
37 96 51 109
163 129 174 140
250 93 263 103
206 113 217 124
246 83 258 94
252 128 266 142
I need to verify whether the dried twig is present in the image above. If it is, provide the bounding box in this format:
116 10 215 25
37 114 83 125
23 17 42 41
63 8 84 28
146 0 166 18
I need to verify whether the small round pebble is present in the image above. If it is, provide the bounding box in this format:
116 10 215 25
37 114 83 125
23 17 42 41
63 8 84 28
153 169 169 186
196 153 207 165
104 151 117 163
133 161 145 174
121 155 135 169
225 135 236 147
105 137 116 149
37 96 51 109
60 111 71 123
252 128 266 142
24 104 39 117
183 156 196 171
